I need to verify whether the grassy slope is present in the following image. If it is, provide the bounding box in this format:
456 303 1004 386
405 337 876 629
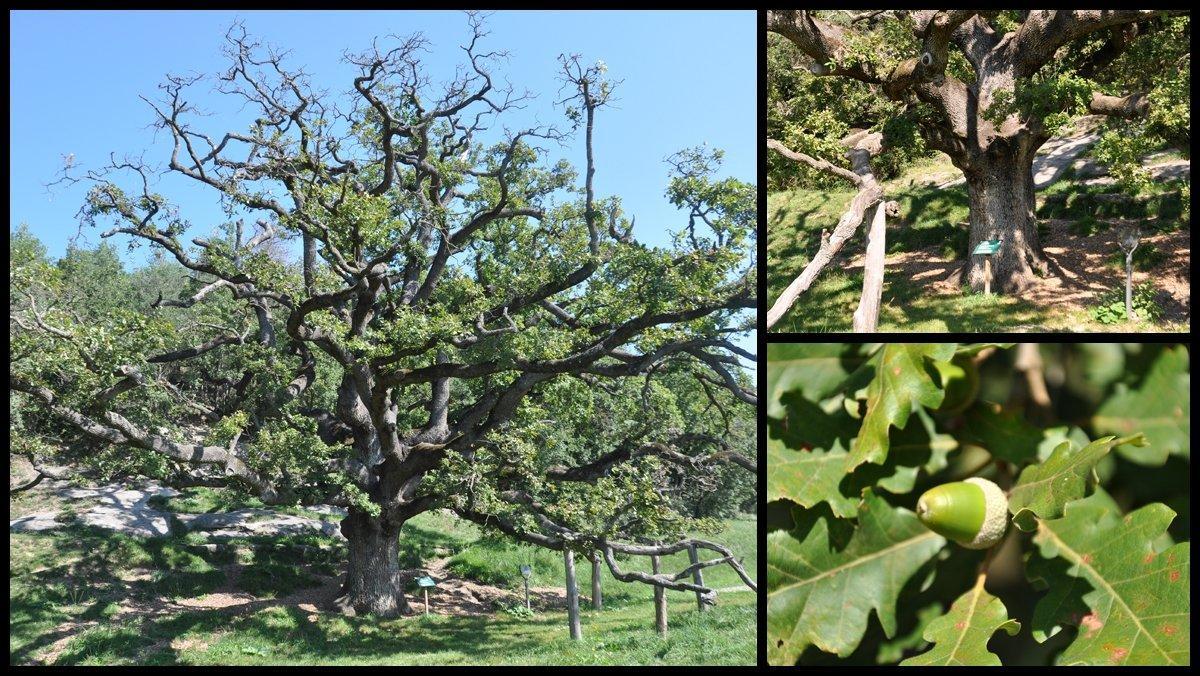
9 488 756 666
767 151 1189 332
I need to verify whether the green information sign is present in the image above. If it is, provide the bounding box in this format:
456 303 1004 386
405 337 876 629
972 240 1001 255
417 575 437 588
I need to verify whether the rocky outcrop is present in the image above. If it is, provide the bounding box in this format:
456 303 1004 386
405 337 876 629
9 482 345 539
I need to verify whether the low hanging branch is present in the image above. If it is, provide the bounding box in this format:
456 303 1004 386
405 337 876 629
765 131 887 330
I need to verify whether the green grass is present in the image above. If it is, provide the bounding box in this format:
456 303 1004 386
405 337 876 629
766 177 970 298
148 486 343 523
45 595 756 666
768 269 1048 333
10 491 756 666
1037 178 1188 227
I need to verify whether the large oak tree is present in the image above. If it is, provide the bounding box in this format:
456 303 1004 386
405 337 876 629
10 17 757 617
768 9 1189 293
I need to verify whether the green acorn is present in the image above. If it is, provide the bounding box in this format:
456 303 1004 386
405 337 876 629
916 477 1008 549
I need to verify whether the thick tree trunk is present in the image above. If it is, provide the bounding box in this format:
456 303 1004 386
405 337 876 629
334 510 414 618
963 147 1047 293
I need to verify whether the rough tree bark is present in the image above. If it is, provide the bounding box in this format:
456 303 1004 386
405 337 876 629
768 9 1185 294
652 553 667 636
336 510 413 616
961 143 1049 292
565 549 582 640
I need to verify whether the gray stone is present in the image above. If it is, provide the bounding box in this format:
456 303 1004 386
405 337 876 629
9 512 65 532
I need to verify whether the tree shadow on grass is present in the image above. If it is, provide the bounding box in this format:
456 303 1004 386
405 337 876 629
880 279 1046 332
770 269 1047 333
9 526 343 665
396 521 473 568
60 604 538 665
767 200 836 294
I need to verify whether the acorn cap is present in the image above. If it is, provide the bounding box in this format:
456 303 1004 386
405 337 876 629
962 477 1008 549
916 477 1008 549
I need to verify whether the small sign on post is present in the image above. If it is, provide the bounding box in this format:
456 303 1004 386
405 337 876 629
971 239 1001 295
520 564 532 610
417 575 437 615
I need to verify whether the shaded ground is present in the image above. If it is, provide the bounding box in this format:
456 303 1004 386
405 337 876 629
767 118 1190 332
10 482 757 665
843 216 1190 327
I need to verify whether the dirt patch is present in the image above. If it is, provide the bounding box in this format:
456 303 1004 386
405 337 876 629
169 636 212 652
35 620 102 665
1030 219 1189 320
408 557 568 616
845 218 1190 325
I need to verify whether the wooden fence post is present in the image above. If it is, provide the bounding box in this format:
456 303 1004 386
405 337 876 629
564 549 582 640
651 553 667 636
591 552 603 610
687 543 706 612
852 201 889 332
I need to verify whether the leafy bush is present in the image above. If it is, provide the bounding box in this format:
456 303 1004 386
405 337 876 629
1090 283 1162 324
499 602 536 620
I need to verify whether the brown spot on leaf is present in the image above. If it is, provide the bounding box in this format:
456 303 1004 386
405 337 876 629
1162 624 1177 636
1081 553 1093 565
892 366 902 376
1143 553 1155 564
1101 643 1129 663
955 620 967 630
1081 613 1103 636
1168 570 1180 582
1174 406 1183 418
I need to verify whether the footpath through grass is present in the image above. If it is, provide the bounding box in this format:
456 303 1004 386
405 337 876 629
9 487 757 666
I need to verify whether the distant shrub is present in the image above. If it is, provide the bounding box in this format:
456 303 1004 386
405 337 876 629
1106 243 1167 271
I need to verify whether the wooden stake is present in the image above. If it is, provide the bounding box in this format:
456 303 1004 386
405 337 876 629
984 256 991 296
591 552 603 610
423 588 429 615
564 549 582 640
687 544 706 612
652 553 667 635
852 201 887 332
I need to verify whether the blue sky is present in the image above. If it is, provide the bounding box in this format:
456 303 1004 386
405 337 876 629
10 10 756 262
